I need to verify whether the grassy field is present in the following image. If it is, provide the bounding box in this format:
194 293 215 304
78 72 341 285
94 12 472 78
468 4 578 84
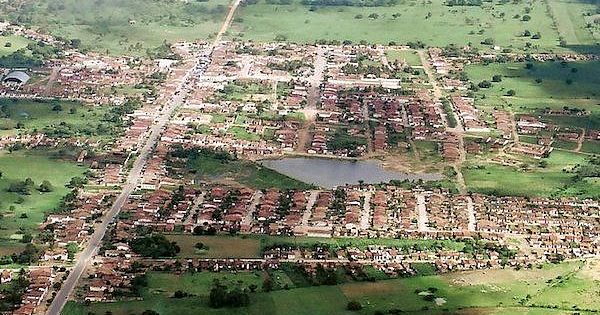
463 150 599 198
465 61 600 115
165 234 464 257
0 0 231 56
0 98 122 140
581 140 600 154
232 0 566 52
184 150 315 190
385 49 422 66
0 150 85 243
165 234 262 258
546 0 599 49
0 34 32 57
62 260 600 315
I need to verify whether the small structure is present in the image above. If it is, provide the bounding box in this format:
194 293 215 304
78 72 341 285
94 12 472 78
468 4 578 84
3 70 31 86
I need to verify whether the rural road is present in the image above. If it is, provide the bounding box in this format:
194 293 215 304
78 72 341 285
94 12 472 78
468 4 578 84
46 1 241 314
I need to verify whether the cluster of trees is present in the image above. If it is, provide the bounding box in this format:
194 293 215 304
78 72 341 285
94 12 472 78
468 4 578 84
267 60 311 73
0 269 29 311
6 177 53 195
327 127 367 155
0 41 61 68
209 280 250 308
300 0 399 7
446 0 482 6
130 234 180 258
1 244 40 265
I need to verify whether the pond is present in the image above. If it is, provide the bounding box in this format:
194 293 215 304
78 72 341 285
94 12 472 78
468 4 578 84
260 157 443 188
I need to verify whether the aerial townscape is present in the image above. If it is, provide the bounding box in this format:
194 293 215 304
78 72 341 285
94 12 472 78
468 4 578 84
0 0 599 315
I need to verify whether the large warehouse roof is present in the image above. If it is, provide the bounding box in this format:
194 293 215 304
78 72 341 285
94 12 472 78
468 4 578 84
3 71 31 84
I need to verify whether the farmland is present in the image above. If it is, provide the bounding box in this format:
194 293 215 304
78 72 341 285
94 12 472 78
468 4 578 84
232 0 567 52
0 150 85 246
61 260 600 315
0 0 231 56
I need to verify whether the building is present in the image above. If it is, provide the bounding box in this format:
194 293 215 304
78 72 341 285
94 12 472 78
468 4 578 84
3 70 31 86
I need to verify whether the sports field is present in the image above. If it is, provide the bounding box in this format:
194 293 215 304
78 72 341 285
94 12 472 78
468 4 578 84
61 260 600 315
232 0 566 52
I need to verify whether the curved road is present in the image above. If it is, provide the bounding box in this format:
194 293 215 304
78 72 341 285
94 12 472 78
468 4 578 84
46 1 241 314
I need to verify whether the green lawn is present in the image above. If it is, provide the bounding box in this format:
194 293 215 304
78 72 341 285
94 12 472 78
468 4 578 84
0 0 231 56
0 34 32 57
0 150 85 241
232 0 564 52
463 150 599 198
62 260 599 315
465 61 600 115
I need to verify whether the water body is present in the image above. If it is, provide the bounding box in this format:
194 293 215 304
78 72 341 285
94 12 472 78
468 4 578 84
260 157 443 188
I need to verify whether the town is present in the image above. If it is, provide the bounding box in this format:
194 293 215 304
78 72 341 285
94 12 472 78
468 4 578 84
0 0 599 314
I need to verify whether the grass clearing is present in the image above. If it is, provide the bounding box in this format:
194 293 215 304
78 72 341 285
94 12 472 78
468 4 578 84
62 260 600 315
165 234 262 258
0 0 231 56
183 149 315 190
0 98 123 141
385 49 422 67
0 34 32 57
463 150 599 198
232 0 563 52
465 61 600 115
0 150 85 241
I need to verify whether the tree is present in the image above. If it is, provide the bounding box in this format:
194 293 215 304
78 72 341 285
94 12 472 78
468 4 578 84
38 180 54 193
492 75 502 82
52 104 63 112
478 80 492 88
347 301 363 311
522 14 531 21
505 89 516 96
21 233 33 244
141 310 159 315
130 234 180 258
262 277 273 292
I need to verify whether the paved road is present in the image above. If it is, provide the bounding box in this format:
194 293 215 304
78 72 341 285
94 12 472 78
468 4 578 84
46 1 241 314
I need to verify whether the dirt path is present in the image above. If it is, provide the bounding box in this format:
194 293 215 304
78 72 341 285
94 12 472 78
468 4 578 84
296 46 325 152
575 128 585 152
416 192 429 232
